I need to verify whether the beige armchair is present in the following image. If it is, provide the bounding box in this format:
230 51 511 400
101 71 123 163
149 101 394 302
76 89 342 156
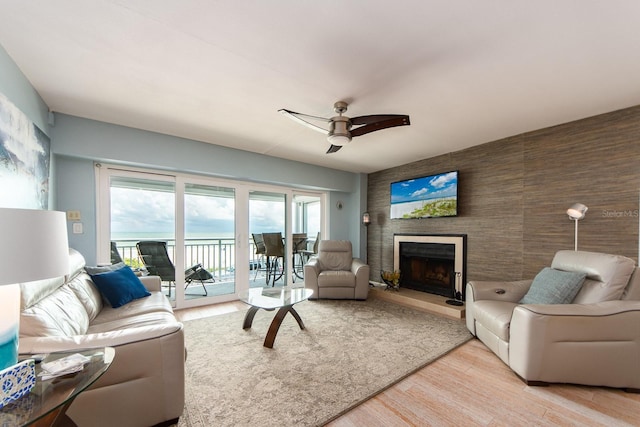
304 240 370 300
466 250 640 391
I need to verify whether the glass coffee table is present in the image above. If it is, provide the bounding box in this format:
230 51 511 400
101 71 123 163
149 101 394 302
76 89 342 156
238 286 314 348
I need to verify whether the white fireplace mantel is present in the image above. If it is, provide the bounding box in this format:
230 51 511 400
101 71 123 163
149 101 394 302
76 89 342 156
393 234 467 298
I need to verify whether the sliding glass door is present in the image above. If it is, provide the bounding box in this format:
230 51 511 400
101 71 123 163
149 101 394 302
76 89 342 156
107 174 177 300
183 183 236 301
97 164 325 309
249 190 286 287
247 191 322 286
291 193 322 281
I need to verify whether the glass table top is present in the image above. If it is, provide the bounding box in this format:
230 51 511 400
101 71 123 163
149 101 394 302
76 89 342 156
238 286 313 309
0 347 114 426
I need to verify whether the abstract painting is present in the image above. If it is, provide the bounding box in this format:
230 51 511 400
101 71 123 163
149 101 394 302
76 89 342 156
0 92 50 209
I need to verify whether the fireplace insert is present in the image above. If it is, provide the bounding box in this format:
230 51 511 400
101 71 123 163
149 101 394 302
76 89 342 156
398 242 456 298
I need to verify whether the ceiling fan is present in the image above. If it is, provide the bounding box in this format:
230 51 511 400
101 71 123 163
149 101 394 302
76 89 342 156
278 101 410 154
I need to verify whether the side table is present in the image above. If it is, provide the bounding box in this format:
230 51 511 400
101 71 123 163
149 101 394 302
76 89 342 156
0 347 115 427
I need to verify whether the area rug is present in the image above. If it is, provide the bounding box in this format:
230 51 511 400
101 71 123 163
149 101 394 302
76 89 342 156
178 298 472 427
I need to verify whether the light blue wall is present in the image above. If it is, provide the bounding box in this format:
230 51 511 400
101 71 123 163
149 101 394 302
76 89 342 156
54 155 97 261
51 114 367 264
0 46 49 136
52 114 358 192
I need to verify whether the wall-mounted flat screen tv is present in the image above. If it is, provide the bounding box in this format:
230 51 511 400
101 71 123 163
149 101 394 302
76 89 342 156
390 170 458 219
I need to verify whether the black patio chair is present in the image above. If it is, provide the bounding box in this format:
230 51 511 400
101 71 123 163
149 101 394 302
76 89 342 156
262 232 285 286
136 240 213 297
299 232 320 262
291 233 307 282
110 241 124 264
251 233 267 281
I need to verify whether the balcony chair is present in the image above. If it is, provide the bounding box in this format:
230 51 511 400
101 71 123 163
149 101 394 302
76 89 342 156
251 233 267 281
110 241 124 264
299 232 320 261
304 240 370 300
262 232 285 286
466 250 640 391
291 232 307 281
136 240 213 297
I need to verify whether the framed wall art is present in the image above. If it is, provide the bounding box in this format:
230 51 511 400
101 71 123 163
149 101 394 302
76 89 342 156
0 92 50 209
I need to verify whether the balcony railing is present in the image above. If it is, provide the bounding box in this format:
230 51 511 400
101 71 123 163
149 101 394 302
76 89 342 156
112 238 263 281
113 235 316 284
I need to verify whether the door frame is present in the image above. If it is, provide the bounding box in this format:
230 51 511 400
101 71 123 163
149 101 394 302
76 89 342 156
96 163 326 309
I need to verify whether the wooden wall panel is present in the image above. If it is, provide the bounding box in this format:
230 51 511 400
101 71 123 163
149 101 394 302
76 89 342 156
522 107 640 277
367 106 640 284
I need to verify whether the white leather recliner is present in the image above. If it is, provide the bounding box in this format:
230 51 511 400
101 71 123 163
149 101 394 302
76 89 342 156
466 250 640 391
304 240 370 300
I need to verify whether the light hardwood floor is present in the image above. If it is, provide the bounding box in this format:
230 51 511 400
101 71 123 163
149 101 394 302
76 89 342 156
175 302 640 427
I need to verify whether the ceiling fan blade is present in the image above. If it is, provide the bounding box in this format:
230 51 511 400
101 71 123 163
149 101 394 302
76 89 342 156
350 115 410 137
350 114 408 126
278 109 330 134
326 144 343 154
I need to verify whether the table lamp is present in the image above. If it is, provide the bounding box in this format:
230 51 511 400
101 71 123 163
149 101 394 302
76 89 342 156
0 208 69 371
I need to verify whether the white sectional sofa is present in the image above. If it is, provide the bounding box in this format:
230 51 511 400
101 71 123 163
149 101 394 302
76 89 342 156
19 248 185 427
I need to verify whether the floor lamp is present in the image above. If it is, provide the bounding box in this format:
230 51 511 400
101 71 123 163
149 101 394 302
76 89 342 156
0 208 69 406
566 203 588 251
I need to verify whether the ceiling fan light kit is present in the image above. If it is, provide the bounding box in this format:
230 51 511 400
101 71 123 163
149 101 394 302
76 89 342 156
279 101 410 154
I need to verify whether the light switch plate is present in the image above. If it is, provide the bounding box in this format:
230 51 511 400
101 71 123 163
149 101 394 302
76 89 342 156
72 222 83 234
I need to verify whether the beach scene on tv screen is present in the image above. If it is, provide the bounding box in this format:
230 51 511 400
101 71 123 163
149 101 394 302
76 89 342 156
390 171 457 219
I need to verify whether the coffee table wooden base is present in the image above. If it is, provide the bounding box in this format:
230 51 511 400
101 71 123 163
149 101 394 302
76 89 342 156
242 305 306 348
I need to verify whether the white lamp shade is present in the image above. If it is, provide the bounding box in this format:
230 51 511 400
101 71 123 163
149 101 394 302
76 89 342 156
0 208 69 285
0 208 68 370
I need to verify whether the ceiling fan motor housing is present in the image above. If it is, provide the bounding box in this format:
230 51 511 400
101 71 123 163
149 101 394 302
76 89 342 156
328 115 351 145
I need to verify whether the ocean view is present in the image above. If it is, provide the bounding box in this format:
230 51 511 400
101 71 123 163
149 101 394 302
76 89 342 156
111 231 236 242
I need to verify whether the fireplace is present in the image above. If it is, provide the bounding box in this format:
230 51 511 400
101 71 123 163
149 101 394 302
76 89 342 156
393 234 467 300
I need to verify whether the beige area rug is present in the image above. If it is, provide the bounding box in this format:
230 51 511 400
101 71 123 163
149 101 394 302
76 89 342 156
178 297 472 427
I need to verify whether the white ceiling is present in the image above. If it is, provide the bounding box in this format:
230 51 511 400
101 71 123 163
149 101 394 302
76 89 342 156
1 1 640 174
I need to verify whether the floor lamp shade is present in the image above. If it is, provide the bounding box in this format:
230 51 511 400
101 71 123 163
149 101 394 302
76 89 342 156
567 203 588 221
0 208 69 370
566 203 588 251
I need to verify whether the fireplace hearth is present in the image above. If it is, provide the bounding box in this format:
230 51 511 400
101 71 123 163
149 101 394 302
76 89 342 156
393 234 467 300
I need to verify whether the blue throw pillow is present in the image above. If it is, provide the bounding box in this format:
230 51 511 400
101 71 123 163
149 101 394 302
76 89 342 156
520 267 587 304
90 265 151 308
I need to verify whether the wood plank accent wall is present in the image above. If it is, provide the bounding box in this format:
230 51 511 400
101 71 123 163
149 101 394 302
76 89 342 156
367 106 640 283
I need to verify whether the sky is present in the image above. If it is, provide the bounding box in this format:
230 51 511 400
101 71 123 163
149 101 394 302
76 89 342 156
110 187 295 238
